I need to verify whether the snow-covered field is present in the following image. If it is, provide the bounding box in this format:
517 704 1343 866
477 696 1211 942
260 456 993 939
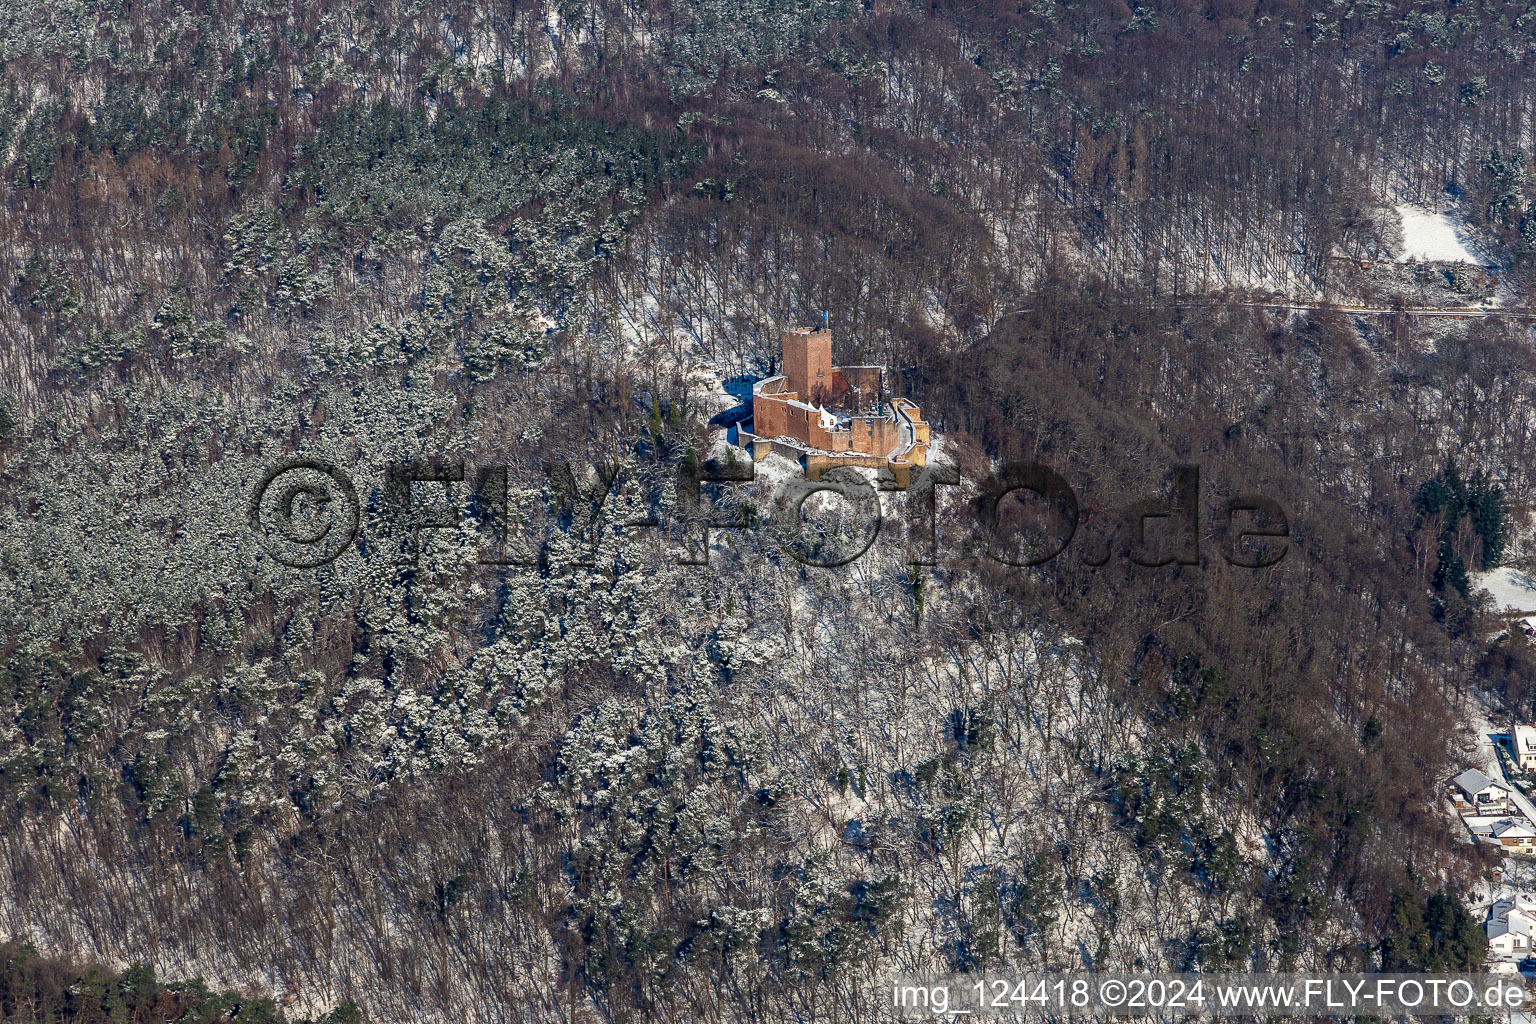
1474 567 1536 616
1396 205 1478 263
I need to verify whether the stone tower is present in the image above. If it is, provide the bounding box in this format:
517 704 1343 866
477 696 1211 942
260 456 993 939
782 327 833 404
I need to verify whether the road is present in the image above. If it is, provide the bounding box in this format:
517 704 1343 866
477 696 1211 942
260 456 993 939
1483 731 1536 823
1243 300 1536 320
990 302 1536 325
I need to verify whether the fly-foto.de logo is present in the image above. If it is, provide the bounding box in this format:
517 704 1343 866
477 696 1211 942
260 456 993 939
249 457 1290 572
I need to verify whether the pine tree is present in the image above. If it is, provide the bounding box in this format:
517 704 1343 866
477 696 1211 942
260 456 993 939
1469 469 1507 569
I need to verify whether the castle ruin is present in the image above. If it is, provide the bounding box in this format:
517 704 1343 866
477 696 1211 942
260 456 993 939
738 327 930 483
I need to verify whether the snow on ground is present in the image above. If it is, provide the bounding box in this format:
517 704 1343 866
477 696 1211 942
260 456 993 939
1475 567 1536 616
685 361 738 416
747 452 803 496
1396 204 1479 263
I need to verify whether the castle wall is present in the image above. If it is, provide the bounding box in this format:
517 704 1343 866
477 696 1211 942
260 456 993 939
805 454 913 488
905 408 930 447
753 391 793 440
754 394 833 450
755 399 904 456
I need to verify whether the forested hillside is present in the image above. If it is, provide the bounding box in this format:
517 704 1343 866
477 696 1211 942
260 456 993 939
1 0 1535 1020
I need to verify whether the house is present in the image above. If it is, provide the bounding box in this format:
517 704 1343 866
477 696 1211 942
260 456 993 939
1488 912 1535 955
1493 894 1536 917
1477 817 1536 853
1513 725 1536 772
1487 895 1536 955
1450 768 1514 816
739 327 930 483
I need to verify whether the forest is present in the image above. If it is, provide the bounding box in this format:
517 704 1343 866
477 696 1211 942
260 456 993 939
1 0 1536 1020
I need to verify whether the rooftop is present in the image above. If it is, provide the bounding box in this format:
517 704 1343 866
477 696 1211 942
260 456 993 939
1517 724 1536 753
1452 768 1509 795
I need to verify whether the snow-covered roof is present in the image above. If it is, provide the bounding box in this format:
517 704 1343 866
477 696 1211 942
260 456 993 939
1493 894 1536 919
1517 725 1536 756
1452 768 1510 797
1489 913 1535 940
1492 818 1536 839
